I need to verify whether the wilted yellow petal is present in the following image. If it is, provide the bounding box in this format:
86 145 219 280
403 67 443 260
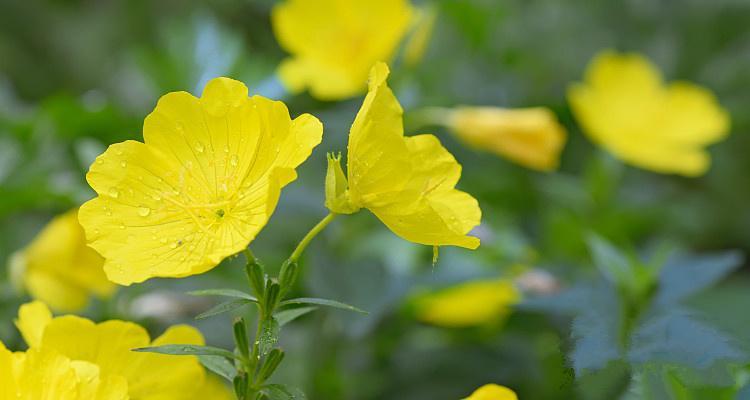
12 209 114 312
79 77 323 285
15 300 52 348
448 107 567 171
414 279 520 327
464 384 518 400
272 0 414 100
568 50 730 176
343 62 481 249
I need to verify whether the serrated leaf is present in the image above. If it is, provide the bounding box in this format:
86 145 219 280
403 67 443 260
258 317 280 356
570 284 624 374
655 251 744 306
133 344 238 360
261 384 307 400
275 306 318 327
188 288 258 302
196 298 255 320
628 309 744 369
279 297 367 314
198 355 237 381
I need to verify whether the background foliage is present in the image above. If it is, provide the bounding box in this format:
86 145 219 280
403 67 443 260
1 0 750 399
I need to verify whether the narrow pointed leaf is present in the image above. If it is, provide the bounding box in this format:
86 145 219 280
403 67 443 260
188 288 258 302
279 298 367 314
196 298 255 320
275 306 318 327
198 355 237 381
133 344 239 360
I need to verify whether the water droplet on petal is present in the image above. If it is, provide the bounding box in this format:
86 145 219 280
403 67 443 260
108 188 119 198
195 142 205 153
138 207 151 217
230 155 239 166
120 161 127 168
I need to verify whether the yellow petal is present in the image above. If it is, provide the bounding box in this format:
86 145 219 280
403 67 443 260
568 50 730 176
347 62 411 207
414 280 520 327
195 374 235 400
403 5 437 66
368 134 481 249
449 107 567 171
79 77 322 285
465 384 518 400
0 342 16 398
272 0 413 100
347 63 481 249
15 300 52 348
14 209 114 312
38 315 204 400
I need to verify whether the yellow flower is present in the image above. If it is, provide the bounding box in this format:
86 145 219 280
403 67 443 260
79 77 323 285
0 342 129 400
568 50 730 176
8 209 116 312
403 5 438 67
14 301 206 400
196 375 234 400
445 107 567 171
414 279 520 328
464 384 518 400
272 0 414 100
325 62 481 249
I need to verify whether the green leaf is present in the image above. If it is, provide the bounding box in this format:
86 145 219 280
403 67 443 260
188 288 258 302
587 234 635 289
198 355 236 381
279 298 367 314
133 344 239 360
275 306 318 327
655 251 744 306
258 317 280 356
196 299 255 320
261 384 307 400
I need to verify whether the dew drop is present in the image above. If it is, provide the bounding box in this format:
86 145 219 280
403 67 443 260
230 155 239 166
195 142 205 153
120 161 127 168
169 242 178 249
160 237 167 244
138 207 151 217
108 188 120 198
119 224 126 230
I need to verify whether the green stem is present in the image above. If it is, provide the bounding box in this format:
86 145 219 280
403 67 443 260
289 213 337 262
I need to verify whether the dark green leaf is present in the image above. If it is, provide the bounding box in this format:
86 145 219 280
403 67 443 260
196 299 255 320
198 355 236 381
133 344 238 360
188 288 257 302
261 384 307 400
655 251 744 306
279 298 367 314
275 306 318 327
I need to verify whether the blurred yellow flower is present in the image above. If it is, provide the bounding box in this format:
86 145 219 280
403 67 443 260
414 279 520 328
8 209 115 312
464 384 518 400
445 107 567 171
15 301 206 400
196 375 234 400
79 77 323 285
0 342 129 400
568 50 730 176
403 5 438 67
325 62 481 249
272 0 414 100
